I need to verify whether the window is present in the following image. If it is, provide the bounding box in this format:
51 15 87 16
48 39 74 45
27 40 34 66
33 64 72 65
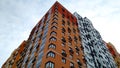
62 14 65 18
68 27 71 33
68 42 72 46
36 44 39 49
77 28 79 33
62 28 66 34
49 37 57 42
68 36 72 42
73 28 76 34
78 36 81 41
51 26 57 30
80 46 84 50
48 43 56 49
62 57 66 63
86 34 91 40
29 46 33 54
53 14 58 17
61 37 66 43
38 52 43 61
76 51 79 56
74 36 78 43
75 46 80 51
54 8 58 12
42 26 45 31
61 43 65 47
52 17 58 21
62 20 65 26
77 59 82 66
67 21 70 26
74 36 78 41
70 62 74 68
32 57 36 63
54 5 58 9
62 50 66 53
35 29 38 34
50 31 57 36
47 51 55 58
61 50 67 57
45 61 54 68
54 11 58 15
51 22 58 26
39 34 43 40
69 47 74 54
69 55 73 59
36 52 43 68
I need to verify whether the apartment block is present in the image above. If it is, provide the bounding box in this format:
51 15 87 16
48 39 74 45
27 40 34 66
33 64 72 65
106 42 120 68
74 13 116 68
2 1 117 68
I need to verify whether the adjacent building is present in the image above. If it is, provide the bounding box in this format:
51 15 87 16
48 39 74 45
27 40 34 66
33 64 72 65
2 1 118 68
106 42 120 68
74 13 116 68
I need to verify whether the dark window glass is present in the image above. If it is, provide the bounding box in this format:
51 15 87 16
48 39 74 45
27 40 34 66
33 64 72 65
62 28 66 33
68 36 72 42
67 21 70 26
74 36 78 43
73 28 76 34
47 51 55 58
52 17 58 21
53 14 58 17
45 61 54 68
51 26 57 30
50 31 57 36
62 57 66 63
51 22 58 26
62 20 65 26
62 14 65 18
61 37 66 43
77 59 82 67
68 27 71 33
69 47 74 54
48 43 56 49
49 37 57 42
61 50 67 57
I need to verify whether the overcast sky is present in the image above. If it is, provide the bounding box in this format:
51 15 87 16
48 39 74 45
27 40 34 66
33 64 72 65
0 0 120 67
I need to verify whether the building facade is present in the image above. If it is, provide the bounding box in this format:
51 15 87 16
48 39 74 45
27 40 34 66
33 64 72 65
106 42 120 68
2 1 117 68
74 13 116 68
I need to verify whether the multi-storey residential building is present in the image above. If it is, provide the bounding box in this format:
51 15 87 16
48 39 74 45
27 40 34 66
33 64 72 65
106 42 120 68
2 41 29 68
2 1 86 68
2 1 117 68
74 13 116 68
